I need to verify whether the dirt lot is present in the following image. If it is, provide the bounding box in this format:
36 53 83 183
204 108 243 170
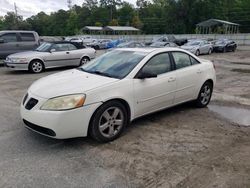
0 48 250 188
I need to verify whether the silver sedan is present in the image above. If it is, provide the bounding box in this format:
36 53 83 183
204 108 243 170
181 40 213 56
4 42 96 73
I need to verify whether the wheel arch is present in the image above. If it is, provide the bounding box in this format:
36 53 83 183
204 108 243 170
28 58 45 66
80 55 91 61
28 58 45 70
205 79 214 88
87 98 131 136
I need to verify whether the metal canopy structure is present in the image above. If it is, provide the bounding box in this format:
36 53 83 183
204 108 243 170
82 26 103 34
196 19 240 34
81 26 140 35
103 26 140 35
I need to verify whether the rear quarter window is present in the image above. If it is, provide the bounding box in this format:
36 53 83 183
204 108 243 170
20 33 35 42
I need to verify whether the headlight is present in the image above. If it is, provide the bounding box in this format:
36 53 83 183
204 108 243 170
12 58 28 63
41 94 86 111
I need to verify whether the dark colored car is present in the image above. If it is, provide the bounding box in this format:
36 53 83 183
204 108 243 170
0 30 40 59
147 35 187 46
213 39 237 52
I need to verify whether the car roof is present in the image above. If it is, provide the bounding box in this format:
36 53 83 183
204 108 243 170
114 47 184 53
0 30 37 34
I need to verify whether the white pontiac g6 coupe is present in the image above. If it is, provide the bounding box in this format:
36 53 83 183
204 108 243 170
21 48 216 142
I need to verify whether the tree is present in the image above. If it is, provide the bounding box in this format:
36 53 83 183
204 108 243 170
83 0 98 9
131 15 143 29
2 12 23 30
95 22 103 26
109 19 119 26
117 2 134 26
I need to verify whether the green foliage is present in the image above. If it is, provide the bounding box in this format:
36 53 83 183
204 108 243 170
0 0 250 35
95 22 103 26
109 19 119 26
131 15 143 29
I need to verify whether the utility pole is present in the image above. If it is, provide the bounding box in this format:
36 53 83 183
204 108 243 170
14 2 18 26
14 2 18 17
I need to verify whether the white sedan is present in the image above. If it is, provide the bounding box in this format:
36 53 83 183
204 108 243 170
21 48 216 142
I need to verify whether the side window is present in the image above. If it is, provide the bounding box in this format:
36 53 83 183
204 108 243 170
172 52 192 69
67 44 77 50
142 53 171 75
53 44 69 51
190 56 200 65
0 33 17 42
20 33 35 41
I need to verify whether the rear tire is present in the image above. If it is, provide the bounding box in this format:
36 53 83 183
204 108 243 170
89 101 128 142
195 50 200 56
29 60 44 73
208 48 212 55
195 81 213 108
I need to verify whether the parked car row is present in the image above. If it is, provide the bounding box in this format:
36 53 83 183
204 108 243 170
1 30 237 74
180 38 237 56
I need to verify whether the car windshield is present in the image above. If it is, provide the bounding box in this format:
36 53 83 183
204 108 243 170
185 41 201 46
78 50 148 79
35 42 52 52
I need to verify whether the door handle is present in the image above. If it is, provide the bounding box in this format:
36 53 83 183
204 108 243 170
168 77 176 82
197 70 202 74
66 52 70 54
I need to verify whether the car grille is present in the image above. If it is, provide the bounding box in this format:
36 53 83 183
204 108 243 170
23 93 28 105
23 119 56 137
25 98 38 110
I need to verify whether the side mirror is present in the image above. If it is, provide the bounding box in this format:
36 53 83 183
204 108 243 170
50 49 56 53
0 39 4 43
137 71 157 79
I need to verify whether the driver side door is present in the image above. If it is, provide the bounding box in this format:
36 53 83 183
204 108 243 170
44 43 71 67
133 52 177 118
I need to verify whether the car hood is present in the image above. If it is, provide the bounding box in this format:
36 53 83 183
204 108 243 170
181 45 198 50
28 69 119 99
8 51 46 58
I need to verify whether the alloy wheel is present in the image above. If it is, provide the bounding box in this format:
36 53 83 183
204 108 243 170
31 62 43 73
200 85 211 105
98 107 124 138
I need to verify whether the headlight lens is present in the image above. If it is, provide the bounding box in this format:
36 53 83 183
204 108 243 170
12 58 28 63
41 94 86 111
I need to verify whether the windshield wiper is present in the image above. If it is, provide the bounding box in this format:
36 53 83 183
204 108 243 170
77 68 114 78
92 71 113 78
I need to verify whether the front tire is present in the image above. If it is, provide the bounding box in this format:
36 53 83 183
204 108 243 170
29 60 44 73
79 57 90 66
89 101 128 142
195 81 213 108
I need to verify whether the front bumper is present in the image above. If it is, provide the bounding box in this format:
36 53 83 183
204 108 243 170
20 92 102 139
213 46 224 52
4 60 29 70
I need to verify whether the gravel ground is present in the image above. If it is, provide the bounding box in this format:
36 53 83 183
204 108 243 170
0 48 250 188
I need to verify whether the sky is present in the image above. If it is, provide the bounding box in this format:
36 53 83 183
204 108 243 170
0 0 137 18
